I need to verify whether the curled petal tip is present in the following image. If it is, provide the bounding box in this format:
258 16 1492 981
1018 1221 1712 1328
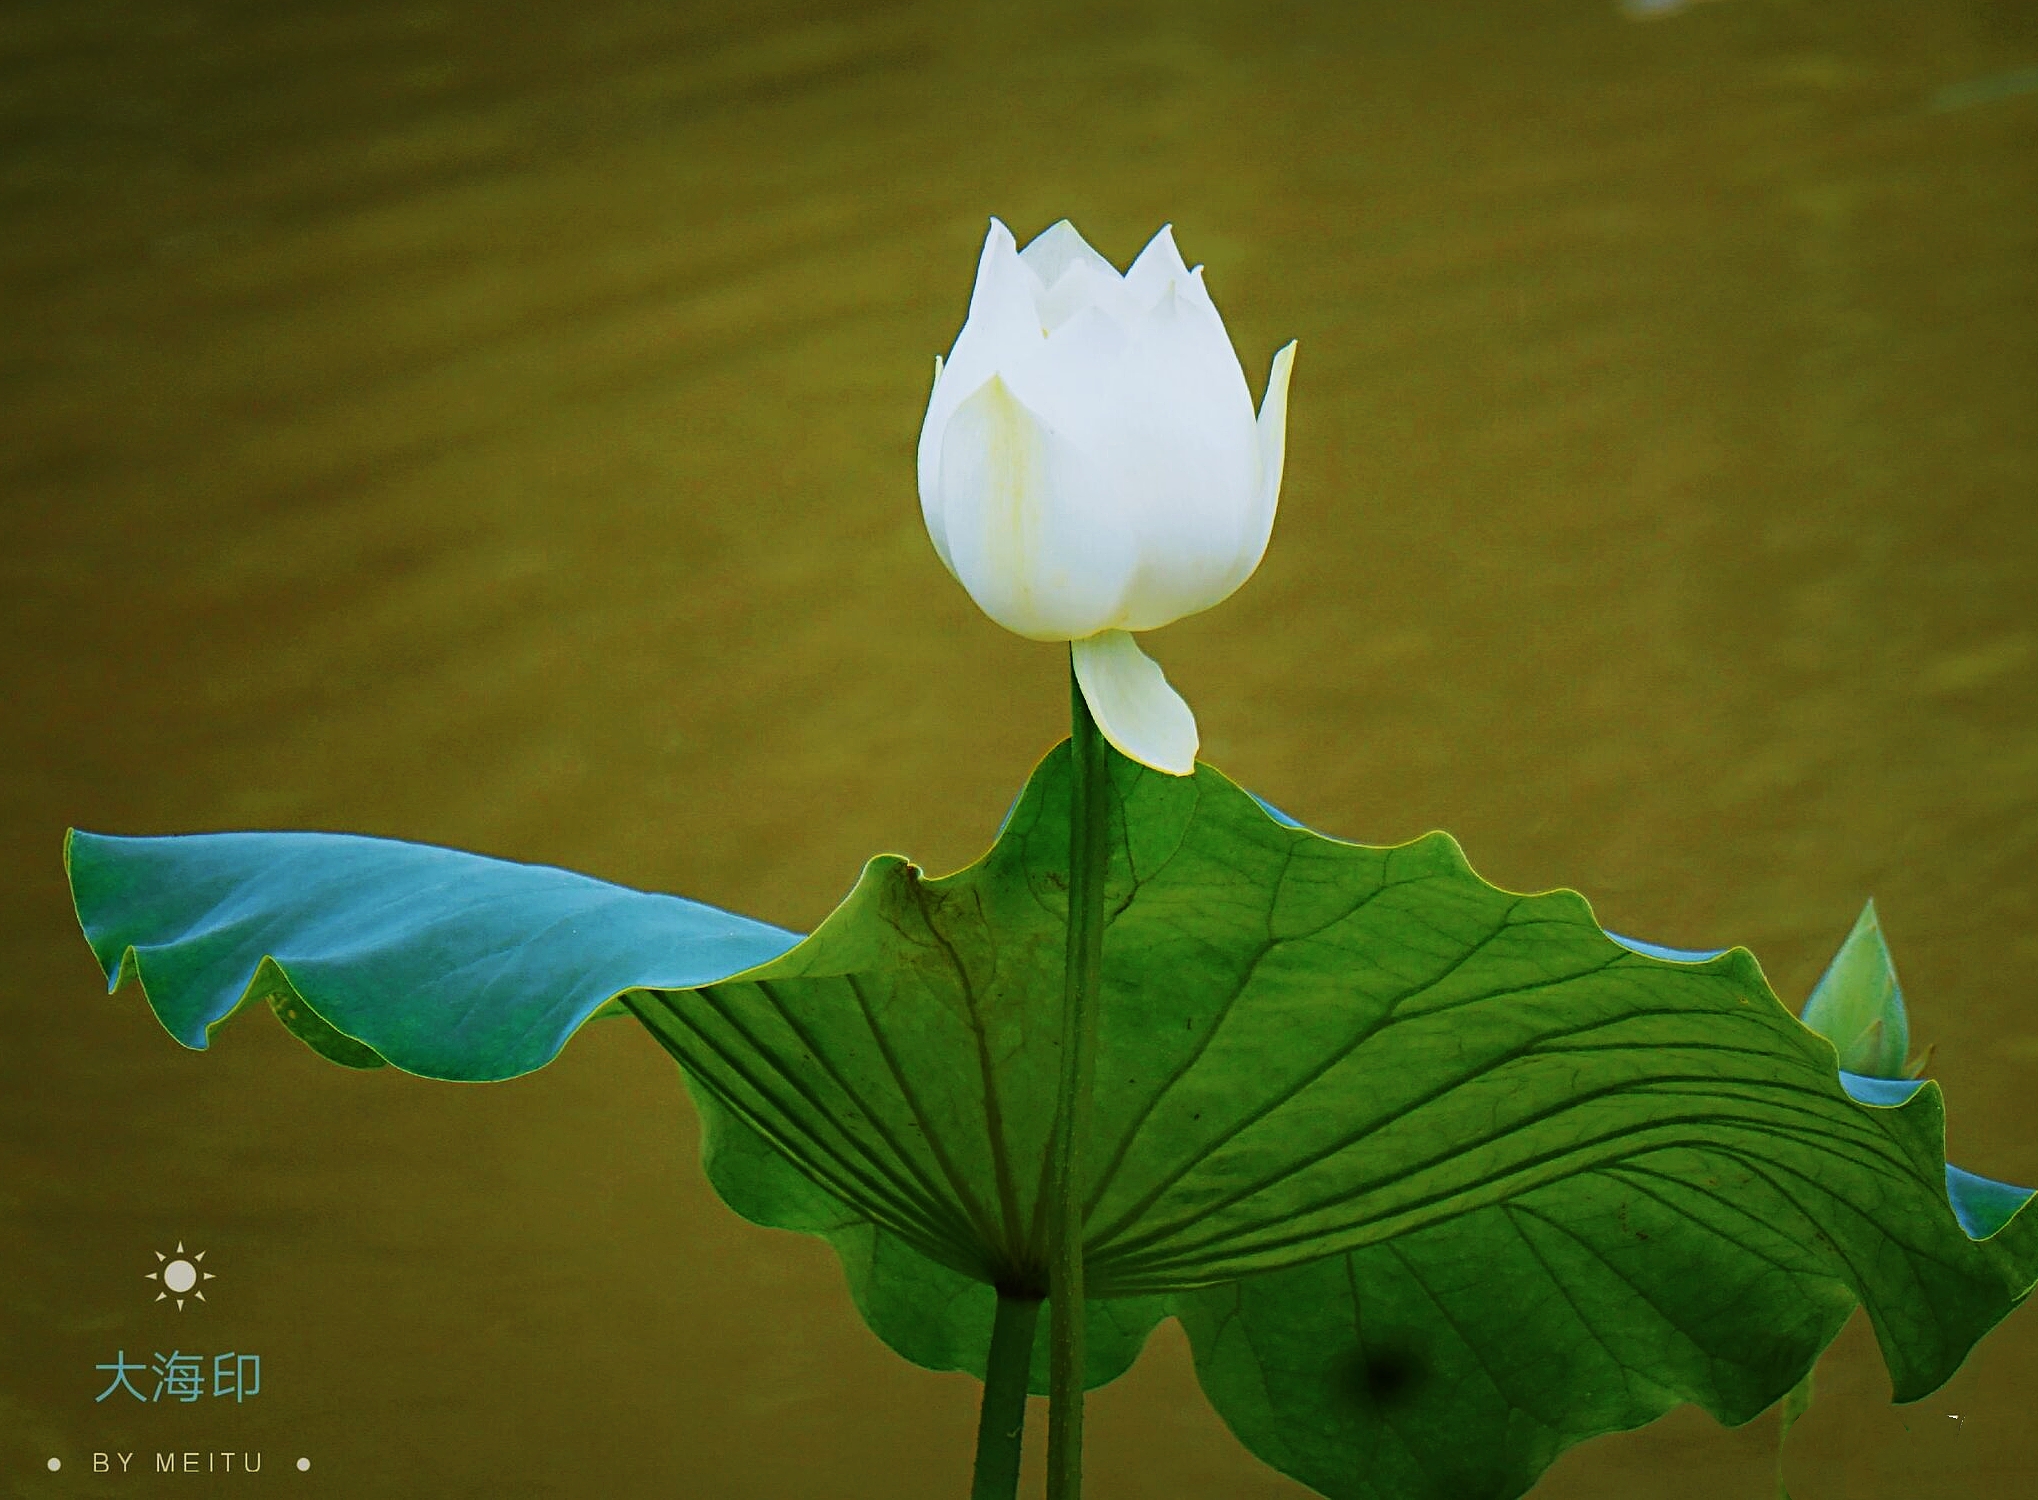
1267 338 1299 391
1254 339 1297 525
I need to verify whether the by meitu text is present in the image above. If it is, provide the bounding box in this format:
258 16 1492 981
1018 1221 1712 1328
92 1453 264 1474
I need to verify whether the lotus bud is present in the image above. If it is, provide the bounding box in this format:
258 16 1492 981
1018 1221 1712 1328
917 218 1295 775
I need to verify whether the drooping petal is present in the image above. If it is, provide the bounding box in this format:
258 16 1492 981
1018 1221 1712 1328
937 374 1137 641
1071 629 1198 775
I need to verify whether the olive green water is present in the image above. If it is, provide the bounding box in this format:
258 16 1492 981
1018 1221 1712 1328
4 1 2035 1495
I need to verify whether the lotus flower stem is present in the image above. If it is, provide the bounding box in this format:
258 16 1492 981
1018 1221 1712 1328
1045 652 1111 1500
970 1289 1042 1500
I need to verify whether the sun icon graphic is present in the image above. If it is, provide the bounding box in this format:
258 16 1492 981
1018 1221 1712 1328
146 1242 215 1310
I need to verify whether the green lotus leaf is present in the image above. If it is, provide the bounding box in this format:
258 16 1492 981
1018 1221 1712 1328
622 743 2035 1491
687 1076 1166 1394
1171 1055 2035 1500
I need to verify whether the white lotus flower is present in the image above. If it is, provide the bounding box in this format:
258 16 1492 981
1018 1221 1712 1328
918 218 1296 775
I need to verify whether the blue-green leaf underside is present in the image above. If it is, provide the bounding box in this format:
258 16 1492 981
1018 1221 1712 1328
66 829 800 1081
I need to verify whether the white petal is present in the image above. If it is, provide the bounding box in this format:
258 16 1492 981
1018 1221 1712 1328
1034 258 1131 334
937 374 1137 641
1123 224 1190 309
1255 340 1297 534
962 219 1041 346
1072 630 1198 776
1128 266 1246 383
1018 219 1119 296
1006 303 1130 432
1204 339 1298 603
1095 284 1263 631
919 222 1045 555
917 354 957 574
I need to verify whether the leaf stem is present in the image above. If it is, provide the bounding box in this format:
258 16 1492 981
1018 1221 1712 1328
1774 1363 1815 1500
1045 654 1111 1500
970 1289 1042 1500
